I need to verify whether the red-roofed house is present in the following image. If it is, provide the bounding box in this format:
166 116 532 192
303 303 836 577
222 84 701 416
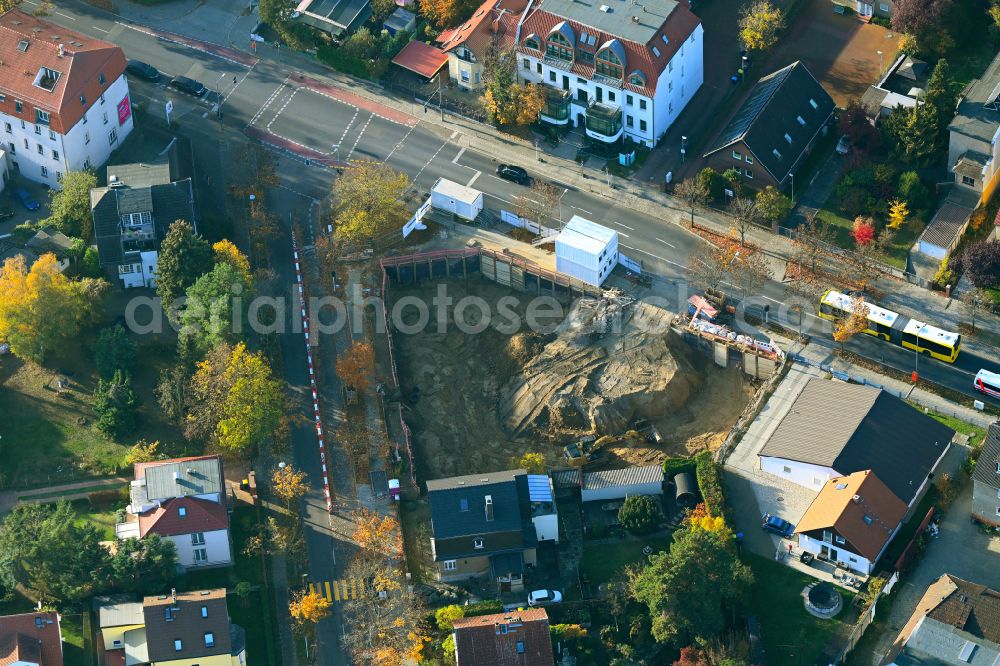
437 0 528 92
0 611 63 666
116 455 233 570
392 41 449 80
0 9 132 188
451 608 553 665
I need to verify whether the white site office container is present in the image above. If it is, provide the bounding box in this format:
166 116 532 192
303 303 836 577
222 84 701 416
430 178 484 221
555 215 619 286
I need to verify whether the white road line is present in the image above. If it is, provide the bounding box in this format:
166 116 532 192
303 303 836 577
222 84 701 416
346 112 374 161
92 26 109 33
621 244 686 270
450 130 459 139
336 107 361 156
452 147 466 163
55 11 77 20
265 88 299 132
466 171 482 188
655 237 676 249
384 125 416 163
412 139 450 184
605 219 635 231
762 295 782 304
571 206 593 214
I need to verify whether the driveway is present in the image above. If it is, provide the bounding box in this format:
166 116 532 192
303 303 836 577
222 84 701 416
855 468 1000 664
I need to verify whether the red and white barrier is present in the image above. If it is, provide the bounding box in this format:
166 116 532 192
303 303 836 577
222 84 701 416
290 231 334 513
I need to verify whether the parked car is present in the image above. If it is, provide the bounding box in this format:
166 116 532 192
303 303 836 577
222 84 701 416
761 513 795 538
527 589 562 606
15 187 39 211
170 76 206 96
126 60 160 82
496 164 530 185
836 135 851 155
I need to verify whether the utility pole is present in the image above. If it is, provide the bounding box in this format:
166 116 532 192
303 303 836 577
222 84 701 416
214 72 226 131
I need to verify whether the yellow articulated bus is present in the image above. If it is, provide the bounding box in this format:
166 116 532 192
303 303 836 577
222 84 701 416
817 289 961 363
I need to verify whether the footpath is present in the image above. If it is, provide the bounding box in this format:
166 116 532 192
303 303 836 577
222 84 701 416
0 476 130 514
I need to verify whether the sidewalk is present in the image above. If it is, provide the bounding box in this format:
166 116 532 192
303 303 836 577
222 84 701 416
0 476 129 514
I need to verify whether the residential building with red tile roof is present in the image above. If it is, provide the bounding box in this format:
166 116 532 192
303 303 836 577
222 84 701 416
116 455 233 570
0 611 63 666
451 608 554 665
0 9 132 188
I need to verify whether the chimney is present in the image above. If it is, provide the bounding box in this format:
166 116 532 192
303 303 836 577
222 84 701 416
57 43 64 57
485 495 494 522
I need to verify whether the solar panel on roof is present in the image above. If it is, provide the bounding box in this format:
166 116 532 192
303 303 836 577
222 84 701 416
527 475 553 502
713 68 791 147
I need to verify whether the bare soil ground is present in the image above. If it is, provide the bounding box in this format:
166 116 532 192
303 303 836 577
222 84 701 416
389 278 754 481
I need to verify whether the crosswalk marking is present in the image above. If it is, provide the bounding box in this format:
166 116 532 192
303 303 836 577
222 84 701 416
325 581 333 601
308 580 361 602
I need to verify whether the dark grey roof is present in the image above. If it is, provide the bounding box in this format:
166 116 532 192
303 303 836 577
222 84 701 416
949 50 1000 142
954 151 990 179
551 468 582 489
582 465 663 491
972 424 1000 490
98 601 144 628
490 551 524 577
150 179 196 240
919 200 973 251
142 457 224 502
537 0 678 44
705 62 835 183
116 188 153 215
759 378 954 504
427 470 526 541
860 86 889 116
108 157 173 189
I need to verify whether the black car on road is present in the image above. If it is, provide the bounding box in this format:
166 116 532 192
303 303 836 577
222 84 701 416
496 164 530 185
169 76 206 96
126 60 160 82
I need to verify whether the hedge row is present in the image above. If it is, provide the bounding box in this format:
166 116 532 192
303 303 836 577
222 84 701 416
662 456 696 478
694 450 730 522
462 599 504 617
316 45 372 80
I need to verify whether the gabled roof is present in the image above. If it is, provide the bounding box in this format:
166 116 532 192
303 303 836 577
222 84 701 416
759 378 954 504
794 470 907 562
137 496 229 538
949 49 1000 142
98 602 144 629
514 0 700 97
0 9 127 134
705 62 834 183
452 608 554 666
135 455 224 502
0 612 62 666
391 41 448 79
142 589 233 663
25 227 74 254
427 469 526 539
972 424 1000 490
438 0 528 60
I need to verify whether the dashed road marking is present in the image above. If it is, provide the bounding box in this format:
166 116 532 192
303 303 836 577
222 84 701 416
466 171 482 188
621 244 686 270
345 112 374 161
655 237 676 249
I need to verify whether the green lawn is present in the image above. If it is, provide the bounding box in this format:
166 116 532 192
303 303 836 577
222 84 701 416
68 498 123 541
228 588 281 666
580 535 673 584
746 554 856 666
814 201 922 270
918 407 988 448
60 612 92 666
400 500 435 585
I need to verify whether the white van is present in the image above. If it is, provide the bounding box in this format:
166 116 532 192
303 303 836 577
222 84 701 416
974 369 1000 399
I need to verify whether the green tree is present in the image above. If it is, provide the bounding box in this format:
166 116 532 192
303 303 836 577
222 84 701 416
93 369 142 437
738 0 784 53
511 452 545 474
618 495 661 534
344 27 377 59
331 161 410 251
44 170 98 239
259 0 294 28
898 171 931 211
187 342 288 455
754 186 793 226
178 262 252 357
883 101 938 165
481 40 545 127
0 502 111 603
923 59 959 151
435 605 465 631
156 220 214 310
630 526 753 644
82 245 102 277
695 167 726 203
108 535 178 594
93 324 137 378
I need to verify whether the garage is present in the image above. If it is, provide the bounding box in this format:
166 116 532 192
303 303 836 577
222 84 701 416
581 465 664 502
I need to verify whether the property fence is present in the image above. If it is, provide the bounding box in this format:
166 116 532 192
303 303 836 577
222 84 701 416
832 571 899 664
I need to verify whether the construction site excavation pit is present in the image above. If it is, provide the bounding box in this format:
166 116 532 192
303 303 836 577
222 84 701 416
385 277 755 481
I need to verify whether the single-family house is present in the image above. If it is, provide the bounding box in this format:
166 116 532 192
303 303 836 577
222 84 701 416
703 62 835 193
758 378 955 508
947 50 1000 206
116 455 233 570
860 55 929 120
971 424 1000 526
794 470 908 575
0 611 63 666
427 469 557 592
99 589 246 666
581 465 664 502
436 0 528 93
882 574 1000 665
90 152 196 289
830 0 894 19
451 608 554 666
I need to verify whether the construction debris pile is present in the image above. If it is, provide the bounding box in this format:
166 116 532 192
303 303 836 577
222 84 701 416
500 291 700 440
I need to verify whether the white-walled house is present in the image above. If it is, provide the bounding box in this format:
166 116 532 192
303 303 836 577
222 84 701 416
0 9 133 188
116 456 233 570
514 0 703 148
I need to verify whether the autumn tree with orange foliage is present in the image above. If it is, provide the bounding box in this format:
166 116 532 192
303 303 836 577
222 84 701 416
289 590 331 631
482 39 544 127
272 464 309 512
336 341 374 391
832 295 870 350
353 509 399 559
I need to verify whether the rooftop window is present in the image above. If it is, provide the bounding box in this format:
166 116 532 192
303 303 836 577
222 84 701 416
16 40 28 53
34 67 61 92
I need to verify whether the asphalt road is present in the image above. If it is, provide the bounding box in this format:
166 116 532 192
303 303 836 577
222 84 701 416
22 5 1000 661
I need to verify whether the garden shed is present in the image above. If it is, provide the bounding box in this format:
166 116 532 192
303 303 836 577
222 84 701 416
581 465 664 502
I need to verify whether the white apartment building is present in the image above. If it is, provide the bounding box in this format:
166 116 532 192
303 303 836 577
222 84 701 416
513 0 703 147
0 9 133 188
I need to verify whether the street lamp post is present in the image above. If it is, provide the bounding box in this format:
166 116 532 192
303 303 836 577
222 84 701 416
877 50 884 76
680 135 687 163
740 55 748 83
789 172 795 205
214 72 227 130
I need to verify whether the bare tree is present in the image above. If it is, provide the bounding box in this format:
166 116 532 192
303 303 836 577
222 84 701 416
729 196 761 246
686 241 734 294
961 287 990 333
791 216 835 278
729 248 773 299
674 178 709 227
514 180 563 228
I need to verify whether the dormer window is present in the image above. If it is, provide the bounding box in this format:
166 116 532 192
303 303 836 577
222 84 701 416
546 31 573 62
809 98 818 109
34 67 61 92
178 506 187 517
79 94 87 106
35 109 50 126
628 70 645 86
784 133 792 144
121 211 152 228
596 40 624 79
473 537 484 549
16 40 28 53
524 34 539 50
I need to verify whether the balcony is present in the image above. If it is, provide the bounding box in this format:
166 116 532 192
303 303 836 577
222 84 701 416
585 101 623 143
540 86 571 125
